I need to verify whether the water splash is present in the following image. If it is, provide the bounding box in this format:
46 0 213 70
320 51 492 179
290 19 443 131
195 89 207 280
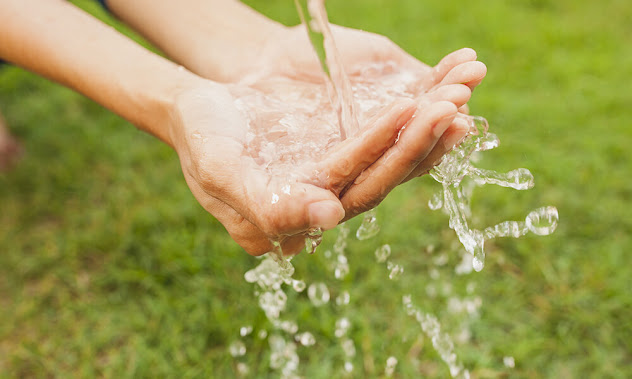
402 295 469 378
429 115 558 271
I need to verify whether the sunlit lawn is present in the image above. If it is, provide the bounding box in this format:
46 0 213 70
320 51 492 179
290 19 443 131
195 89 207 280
1 0 630 377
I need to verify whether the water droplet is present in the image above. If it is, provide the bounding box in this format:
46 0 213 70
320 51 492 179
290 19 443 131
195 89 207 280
356 210 380 240
307 282 330 307
240 325 253 337
305 227 323 254
335 317 351 338
428 191 443 210
341 340 356 358
229 340 246 357
472 254 484 272
279 320 298 334
334 254 349 279
296 331 316 346
344 361 354 373
385 356 398 377
387 261 404 280
374 244 391 263
526 206 558 235
292 279 306 292
335 290 350 306
236 362 249 376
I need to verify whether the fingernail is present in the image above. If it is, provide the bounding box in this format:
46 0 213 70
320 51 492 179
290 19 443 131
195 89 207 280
308 201 345 230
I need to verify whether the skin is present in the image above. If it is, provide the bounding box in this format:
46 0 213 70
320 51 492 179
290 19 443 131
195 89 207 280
0 0 486 255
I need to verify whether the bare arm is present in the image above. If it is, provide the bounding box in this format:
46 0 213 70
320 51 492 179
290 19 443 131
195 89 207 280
106 0 286 82
0 0 205 145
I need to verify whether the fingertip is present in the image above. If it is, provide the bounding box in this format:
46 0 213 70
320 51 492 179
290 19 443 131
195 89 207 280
458 47 478 60
308 200 345 230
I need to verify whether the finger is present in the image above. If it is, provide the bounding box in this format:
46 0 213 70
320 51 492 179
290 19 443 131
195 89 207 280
401 116 470 183
314 98 417 194
438 61 487 90
458 103 470 115
415 48 478 92
419 84 472 109
185 171 340 256
340 101 458 219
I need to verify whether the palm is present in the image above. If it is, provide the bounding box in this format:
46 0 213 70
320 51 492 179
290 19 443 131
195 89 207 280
170 82 420 255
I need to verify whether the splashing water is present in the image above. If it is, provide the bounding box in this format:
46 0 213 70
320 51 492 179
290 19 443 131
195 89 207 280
429 116 559 271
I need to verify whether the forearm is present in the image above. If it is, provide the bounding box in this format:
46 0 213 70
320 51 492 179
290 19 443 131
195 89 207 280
106 0 286 82
0 0 204 146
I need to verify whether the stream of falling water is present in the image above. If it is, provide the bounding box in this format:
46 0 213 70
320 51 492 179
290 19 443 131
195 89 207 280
228 0 558 377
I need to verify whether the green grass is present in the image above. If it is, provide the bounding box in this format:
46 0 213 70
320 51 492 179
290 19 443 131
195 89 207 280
1 0 631 377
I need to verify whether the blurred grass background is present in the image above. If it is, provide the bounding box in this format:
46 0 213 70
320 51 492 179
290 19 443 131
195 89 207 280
1 0 630 377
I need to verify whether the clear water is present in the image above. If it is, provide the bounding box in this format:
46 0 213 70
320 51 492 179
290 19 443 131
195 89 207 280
228 0 558 377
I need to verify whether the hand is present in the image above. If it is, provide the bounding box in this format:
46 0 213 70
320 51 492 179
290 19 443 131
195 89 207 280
169 80 422 255
223 25 487 220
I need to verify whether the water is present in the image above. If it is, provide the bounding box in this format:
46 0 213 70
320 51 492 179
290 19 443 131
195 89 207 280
229 0 558 376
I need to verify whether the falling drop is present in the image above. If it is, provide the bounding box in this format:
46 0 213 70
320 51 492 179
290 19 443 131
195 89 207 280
229 340 247 357
335 290 350 306
296 331 316 346
240 325 253 337
385 356 398 377
374 244 391 263
308 282 330 307
335 317 351 338
292 279 306 292
428 191 443 210
356 209 380 240
472 254 484 272
305 227 323 254
236 362 249 376
387 261 404 280
344 361 354 373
